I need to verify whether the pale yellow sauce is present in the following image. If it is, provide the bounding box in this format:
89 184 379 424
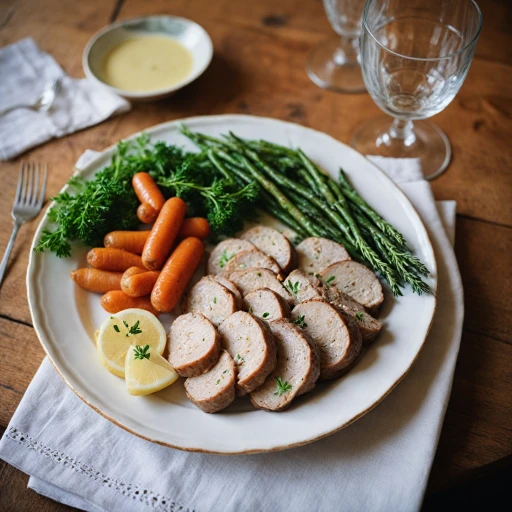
102 35 194 92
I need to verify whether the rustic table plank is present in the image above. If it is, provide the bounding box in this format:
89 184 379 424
0 0 511 509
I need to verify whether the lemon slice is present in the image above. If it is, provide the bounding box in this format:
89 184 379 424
97 308 166 377
125 345 179 396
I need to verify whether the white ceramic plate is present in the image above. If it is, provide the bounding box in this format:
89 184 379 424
27 115 437 454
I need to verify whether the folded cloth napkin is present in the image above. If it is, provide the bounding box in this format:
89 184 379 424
0 38 130 160
0 153 463 512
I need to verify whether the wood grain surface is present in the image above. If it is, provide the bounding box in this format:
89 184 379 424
0 0 511 509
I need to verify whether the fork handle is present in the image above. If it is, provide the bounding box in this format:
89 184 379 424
0 220 22 287
0 103 34 117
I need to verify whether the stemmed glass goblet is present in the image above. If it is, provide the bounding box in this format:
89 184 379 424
352 0 482 179
307 0 367 93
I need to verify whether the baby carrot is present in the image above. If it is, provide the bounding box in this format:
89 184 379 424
137 202 159 224
100 290 160 316
151 237 205 313
177 217 210 240
133 172 165 224
142 197 187 271
104 231 150 254
87 248 143 272
70 268 123 293
121 267 160 297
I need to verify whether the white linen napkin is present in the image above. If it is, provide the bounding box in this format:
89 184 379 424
0 38 130 161
0 153 463 512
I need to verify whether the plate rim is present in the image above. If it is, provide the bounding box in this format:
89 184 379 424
26 114 438 454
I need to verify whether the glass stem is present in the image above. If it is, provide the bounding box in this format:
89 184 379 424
389 119 416 146
334 35 360 65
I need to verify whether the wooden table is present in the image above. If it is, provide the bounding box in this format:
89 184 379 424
0 0 511 509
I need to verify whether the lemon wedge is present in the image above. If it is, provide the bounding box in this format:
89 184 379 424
125 345 179 396
97 308 166 377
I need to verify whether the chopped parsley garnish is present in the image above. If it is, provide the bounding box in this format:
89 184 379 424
213 297 217 304
126 320 142 337
274 377 293 396
248 305 253 314
134 344 150 360
262 312 269 318
356 311 364 321
286 280 300 295
219 249 234 268
293 314 308 328
236 354 245 364
257 272 262 277
223 369 229 374
123 320 129 328
326 276 335 285
215 379 221 385
113 324 120 333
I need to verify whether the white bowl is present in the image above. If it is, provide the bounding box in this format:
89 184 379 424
82 15 213 101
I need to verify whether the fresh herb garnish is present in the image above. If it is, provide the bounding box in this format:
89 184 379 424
286 280 300 295
219 250 234 268
215 379 221 385
236 354 245 364
356 311 364 321
248 305 253 314
134 344 150 360
293 315 307 328
126 320 142 337
213 297 217 304
274 377 293 396
113 324 120 333
326 276 335 285
262 312 269 318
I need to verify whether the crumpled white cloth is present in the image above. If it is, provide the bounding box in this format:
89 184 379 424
0 38 130 160
0 154 463 512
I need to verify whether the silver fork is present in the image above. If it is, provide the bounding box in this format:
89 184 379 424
0 78 60 117
0 162 48 287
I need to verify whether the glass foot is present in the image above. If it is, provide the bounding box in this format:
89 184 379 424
306 36 366 94
351 116 451 180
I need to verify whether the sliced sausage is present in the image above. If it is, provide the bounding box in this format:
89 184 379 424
291 300 362 380
250 320 321 412
243 288 291 322
184 350 236 413
218 311 277 395
223 249 281 278
183 276 238 327
168 313 221 377
229 268 293 306
212 275 242 309
323 286 382 345
296 237 351 276
207 239 256 275
284 269 323 306
320 260 384 316
240 226 298 274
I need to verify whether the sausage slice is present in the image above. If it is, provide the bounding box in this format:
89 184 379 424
320 260 384 316
212 275 242 309
284 269 323 306
240 226 298 274
250 320 321 412
218 311 277 395
229 268 293 305
243 288 291 322
184 350 236 413
168 313 221 377
296 237 351 275
323 287 382 345
291 300 362 380
207 239 255 275
183 276 238 327
223 249 281 278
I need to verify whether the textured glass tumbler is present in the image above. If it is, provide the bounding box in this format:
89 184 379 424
352 0 482 179
306 0 367 93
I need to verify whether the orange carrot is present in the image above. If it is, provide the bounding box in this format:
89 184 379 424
70 268 123 293
100 290 160 316
104 231 150 254
142 197 187 271
121 267 160 297
177 217 210 240
133 173 165 224
87 248 143 272
137 202 159 224
151 237 204 313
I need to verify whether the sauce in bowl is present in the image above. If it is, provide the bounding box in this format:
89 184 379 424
102 35 194 92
